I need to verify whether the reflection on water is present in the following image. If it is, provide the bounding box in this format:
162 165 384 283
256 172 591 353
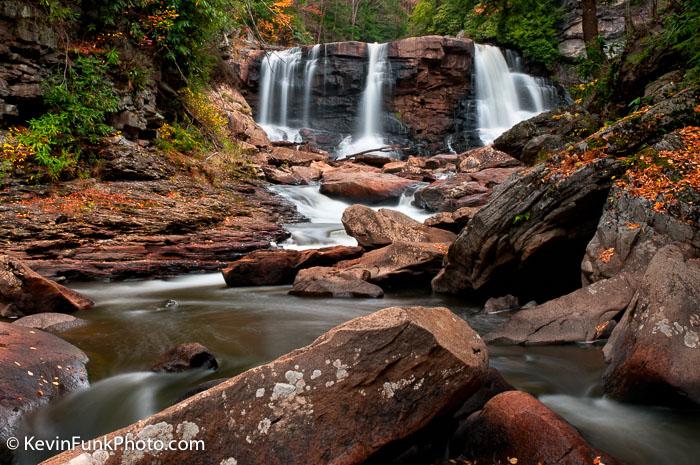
13 273 700 465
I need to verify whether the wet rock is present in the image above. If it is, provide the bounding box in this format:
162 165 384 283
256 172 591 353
433 158 624 300
290 267 384 298
483 295 519 314
0 322 89 463
42 306 488 465
320 169 416 203
603 245 700 406
582 186 700 285
151 343 219 373
222 246 364 287
13 313 86 333
0 254 93 318
493 105 601 164
263 165 306 185
424 206 481 233
341 205 456 249
414 166 521 212
458 391 620 465
486 274 636 345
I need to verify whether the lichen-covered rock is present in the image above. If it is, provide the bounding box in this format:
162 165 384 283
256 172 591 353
432 158 624 300
457 391 621 465
1 323 89 463
0 254 93 318
41 306 488 465
603 244 700 406
486 274 636 345
342 205 456 249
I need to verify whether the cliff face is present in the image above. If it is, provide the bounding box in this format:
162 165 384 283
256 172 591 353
237 36 475 155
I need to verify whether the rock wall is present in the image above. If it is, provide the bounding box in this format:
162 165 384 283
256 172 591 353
237 36 474 154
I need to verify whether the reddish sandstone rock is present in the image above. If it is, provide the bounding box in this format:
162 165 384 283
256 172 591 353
267 146 327 167
341 205 456 249
459 391 620 465
222 246 364 287
41 306 488 465
457 146 523 173
151 343 219 373
1 323 89 460
290 267 384 298
424 206 481 233
320 169 415 203
0 254 93 318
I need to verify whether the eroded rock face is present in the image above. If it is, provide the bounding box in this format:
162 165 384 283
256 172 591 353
432 158 624 300
42 306 488 465
603 245 700 406
99 137 174 181
222 246 364 287
0 323 89 462
320 169 416 203
0 254 93 318
342 205 456 249
486 274 636 345
151 343 219 373
458 391 620 465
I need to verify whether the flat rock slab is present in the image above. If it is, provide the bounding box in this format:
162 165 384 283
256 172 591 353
486 274 636 345
42 306 488 465
320 169 416 203
0 323 89 454
0 254 93 318
12 313 86 333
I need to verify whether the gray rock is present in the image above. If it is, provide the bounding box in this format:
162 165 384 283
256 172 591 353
13 313 86 332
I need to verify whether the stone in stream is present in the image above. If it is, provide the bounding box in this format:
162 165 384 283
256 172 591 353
485 274 636 345
432 158 624 301
456 391 621 465
319 168 416 203
483 295 520 314
222 246 364 287
0 322 89 464
0 254 94 318
12 313 86 333
341 205 456 249
290 267 385 298
603 244 700 407
41 306 488 465
151 343 219 373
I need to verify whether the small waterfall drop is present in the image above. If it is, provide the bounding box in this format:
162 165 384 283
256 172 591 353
474 44 558 145
337 42 393 158
302 44 322 127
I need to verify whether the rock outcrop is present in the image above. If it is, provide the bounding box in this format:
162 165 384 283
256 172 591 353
457 391 620 465
151 343 219 373
42 306 488 465
0 323 89 464
432 158 623 300
486 274 636 345
222 246 363 287
603 245 700 406
341 205 456 249
0 254 93 318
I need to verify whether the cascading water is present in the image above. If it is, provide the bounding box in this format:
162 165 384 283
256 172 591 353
337 42 393 158
302 44 322 127
474 44 558 145
257 48 303 142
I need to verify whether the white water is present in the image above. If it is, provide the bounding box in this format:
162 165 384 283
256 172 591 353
271 184 430 250
474 44 558 145
336 43 394 159
302 44 322 127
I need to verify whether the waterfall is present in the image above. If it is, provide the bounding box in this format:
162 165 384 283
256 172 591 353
257 48 303 142
474 44 558 145
337 42 393 159
302 44 321 127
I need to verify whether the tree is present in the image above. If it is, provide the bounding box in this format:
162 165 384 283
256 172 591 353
581 0 601 54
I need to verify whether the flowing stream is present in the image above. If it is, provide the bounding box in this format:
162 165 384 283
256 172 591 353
11 186 700 465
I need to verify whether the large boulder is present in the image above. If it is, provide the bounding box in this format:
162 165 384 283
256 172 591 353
493 105 601 164
457 146 523 173
42 306 488 465
320 169 416 203
99 137 174 181
0 254 94 318
432 158 624 301
603 245 700 406
341 205 456 249
222 246 364 287
414 167 521 212
13 313 86 333
289 267 384 298
151 343 219 373
266 146 327 167
0 323 89 464
486 274 636 345
457 391 620 465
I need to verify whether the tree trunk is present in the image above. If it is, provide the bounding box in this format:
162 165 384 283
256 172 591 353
581 0 600 51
